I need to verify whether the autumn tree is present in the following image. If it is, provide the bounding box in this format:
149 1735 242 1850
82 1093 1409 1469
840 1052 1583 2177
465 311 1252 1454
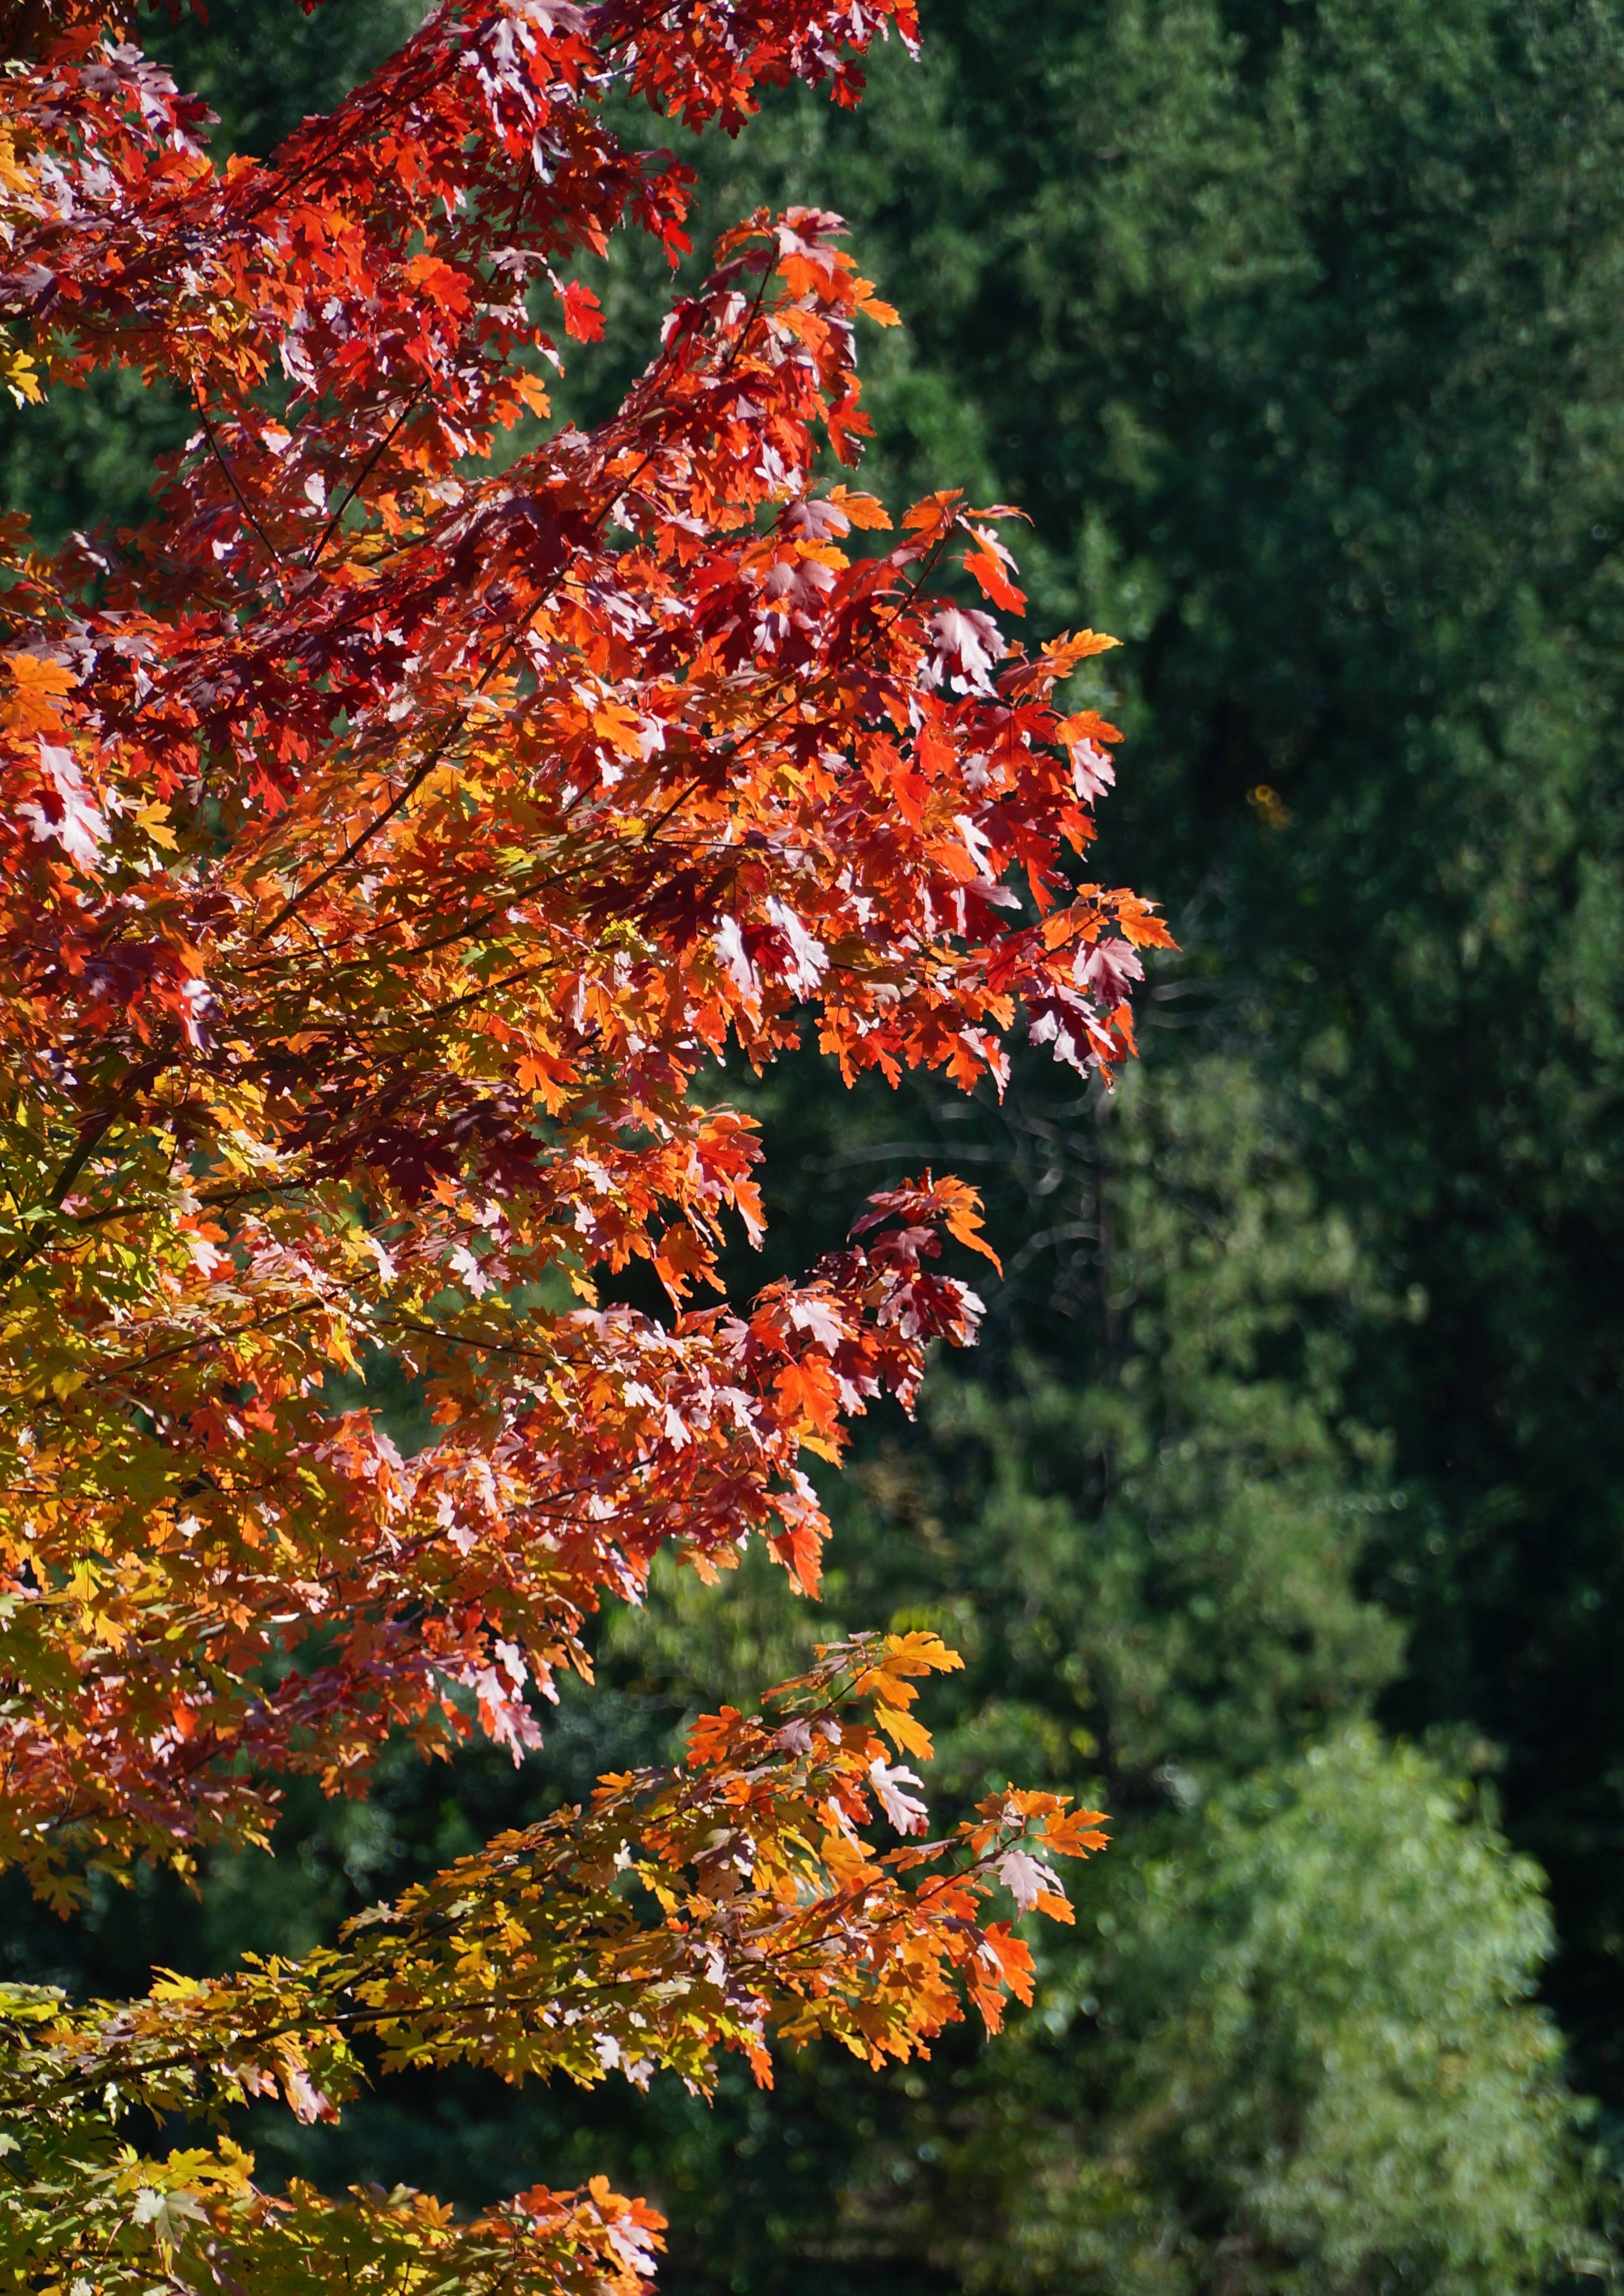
0 0 1165 2285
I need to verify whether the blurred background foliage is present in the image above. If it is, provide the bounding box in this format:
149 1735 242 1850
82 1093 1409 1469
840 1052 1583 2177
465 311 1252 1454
12 0 1624 2284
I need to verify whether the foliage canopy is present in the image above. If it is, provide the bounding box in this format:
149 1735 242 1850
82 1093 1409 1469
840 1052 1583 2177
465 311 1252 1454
0 0 1162 2282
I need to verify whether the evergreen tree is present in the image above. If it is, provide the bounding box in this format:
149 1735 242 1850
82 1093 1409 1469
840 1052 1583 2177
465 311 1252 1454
582 1054 1600 2294
616 0 1624 2102
882 1732 1594 2296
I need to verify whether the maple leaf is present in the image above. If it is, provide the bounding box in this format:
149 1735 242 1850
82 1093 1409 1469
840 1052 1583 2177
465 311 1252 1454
561 279 606 342
1 652 74 736
868 1756 929 1834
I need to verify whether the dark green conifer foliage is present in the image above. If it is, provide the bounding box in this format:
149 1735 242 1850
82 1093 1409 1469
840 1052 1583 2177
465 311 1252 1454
868 1732 1591 2296
614 0 1624 2100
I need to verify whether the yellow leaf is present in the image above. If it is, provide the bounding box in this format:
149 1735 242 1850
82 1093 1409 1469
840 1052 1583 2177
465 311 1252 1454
133 800 178 850
820 1830 878 1885
828 486 892 531
882 1629 964 1676
874 1701 934 1759
0 344 41 408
